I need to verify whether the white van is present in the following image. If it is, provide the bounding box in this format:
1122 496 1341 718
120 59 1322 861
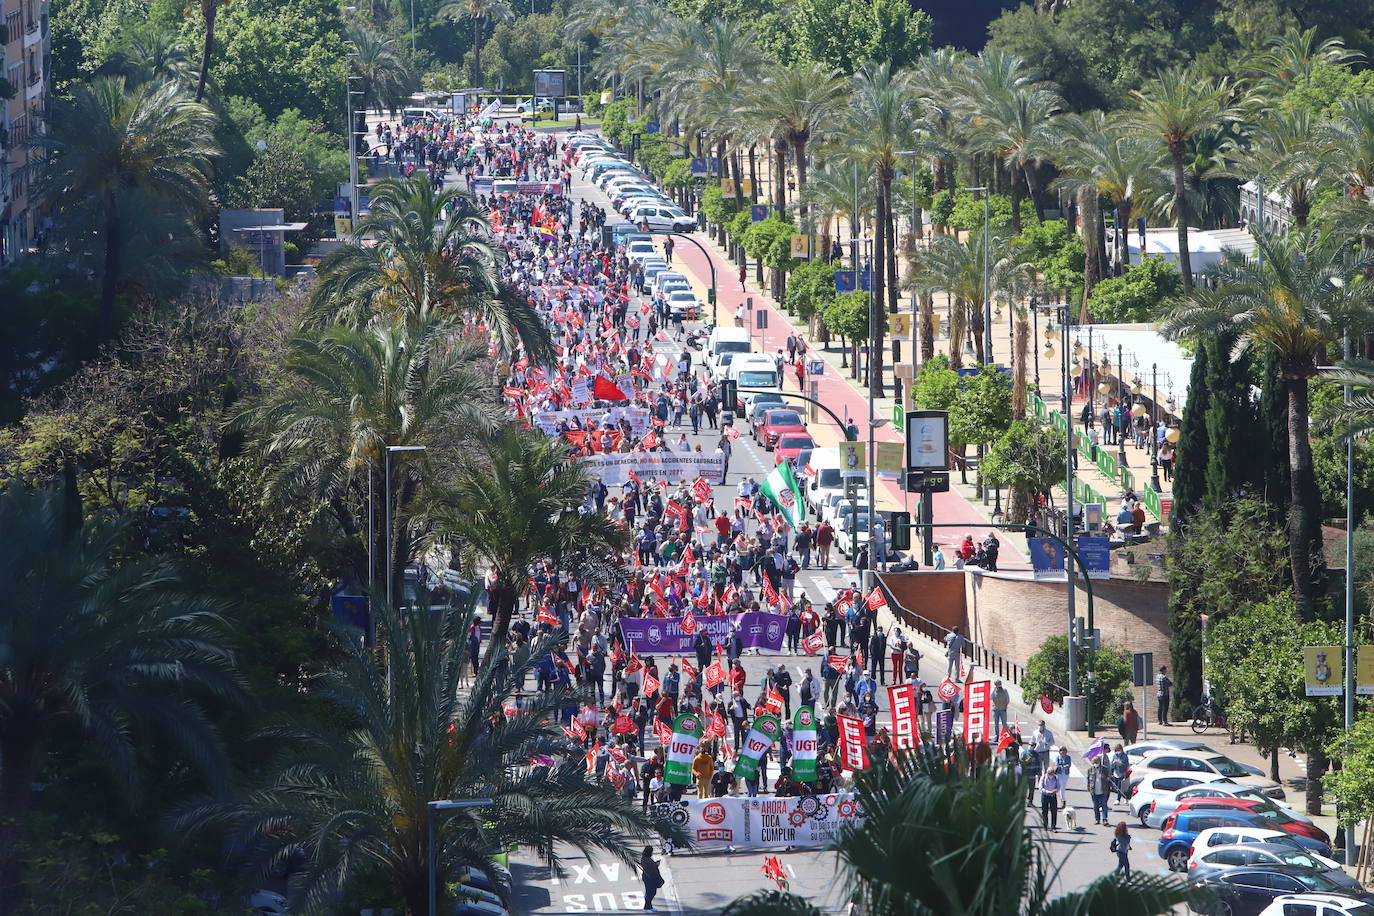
706 326 752 360
806 447 867 515
727 355 782 410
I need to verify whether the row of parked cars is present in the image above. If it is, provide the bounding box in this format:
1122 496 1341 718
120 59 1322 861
1117 739 1368 915
566 133 697 232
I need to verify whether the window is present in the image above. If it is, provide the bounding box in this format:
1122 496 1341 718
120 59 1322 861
1208 832 1238 846
1222 871 1270 890
1205 849 1246 865
1267 874 1304 892
1279 906 1318 916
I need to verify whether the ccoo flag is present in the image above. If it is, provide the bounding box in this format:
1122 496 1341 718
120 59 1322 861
758 460 806 528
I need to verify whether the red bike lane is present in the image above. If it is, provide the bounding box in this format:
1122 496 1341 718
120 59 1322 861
671 233 1026 567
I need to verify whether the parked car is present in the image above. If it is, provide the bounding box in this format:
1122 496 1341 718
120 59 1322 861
1256 894 1374 915
1128 750 1286 799
833 509 872 557
1163 810 1308 872
1189 843 1362 892
753 408 807 449
775 435 815 465
626 202 697 232
1171 798 1326 843
1153 780 1307 827
1130 772 1236 823
626 239 658 261
1192 866 1374 916
741 394 787 427
1148 790 1319 834
1192 827 1339 869
1126 740 1265 777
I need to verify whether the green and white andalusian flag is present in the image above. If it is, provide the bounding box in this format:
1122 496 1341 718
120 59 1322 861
759 460 806 528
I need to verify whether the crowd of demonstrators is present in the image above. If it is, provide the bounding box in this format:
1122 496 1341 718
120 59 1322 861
442 122 1060 806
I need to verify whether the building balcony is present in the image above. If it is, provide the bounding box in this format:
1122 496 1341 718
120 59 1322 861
23 23 40 48
24 75 41 101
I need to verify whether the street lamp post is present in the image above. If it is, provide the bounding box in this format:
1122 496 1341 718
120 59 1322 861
1040 302 1081 721
1117 344 1128 468
428 798 494 916
1150 363 1161 492
897 150 922 373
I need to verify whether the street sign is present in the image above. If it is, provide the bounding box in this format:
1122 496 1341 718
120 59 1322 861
903 471 950 493
755 310 768 330
808 359 825 376
890 313 910 335
834 270 874 293
1131 652 1153 688
838 442 865 474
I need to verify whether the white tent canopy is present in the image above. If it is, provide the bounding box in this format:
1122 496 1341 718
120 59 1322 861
1126 227 1256 275
1066 324 1196 410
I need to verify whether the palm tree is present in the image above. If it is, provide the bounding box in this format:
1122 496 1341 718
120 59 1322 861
174 596 670 916
194 0 227 101
439 0 514 86
33 76 218 339
1252 26 1362 100
307 175 551 362
1129 66 1241 293
421 426 628 657
98 18 196 88
1161 230 1374 619
244 318 499 604
908 231 1028 370
347 24 414 114
1242 109 1332 232
1321 97 1374 260
0 479 242 915
965 58 1061 232
841 61 916 395
721 748 1200 916
736 61 846 216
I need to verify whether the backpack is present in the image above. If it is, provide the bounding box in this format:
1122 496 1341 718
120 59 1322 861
1109 838 1119 853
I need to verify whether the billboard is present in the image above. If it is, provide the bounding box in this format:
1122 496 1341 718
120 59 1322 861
1304 646 1342 696
533 69 567 98
905 410 949 471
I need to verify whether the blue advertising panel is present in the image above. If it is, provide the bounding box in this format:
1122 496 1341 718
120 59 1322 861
1028 537 1066 580
1076 536 1111 581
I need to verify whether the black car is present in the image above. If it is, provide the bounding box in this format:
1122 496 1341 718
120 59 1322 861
1193 865 1374 916
1189 842 1363 892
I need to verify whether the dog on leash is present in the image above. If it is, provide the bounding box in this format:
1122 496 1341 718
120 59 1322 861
1062 803 1078 831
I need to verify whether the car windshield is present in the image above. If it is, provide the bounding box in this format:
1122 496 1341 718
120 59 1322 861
670 293 696 301
779 437 813 450
767 411 802 426
1206 756 1249 777
717 341 752 354
1252 807 1295 825
739 371 778 387
817 469 841 487
1295 870 1342 890
1278 852 1321 869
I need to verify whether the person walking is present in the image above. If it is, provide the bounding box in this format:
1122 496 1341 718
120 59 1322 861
1117 700 1140 745
1038 768 1062 831
1089 755 1113 825
692 747 714 798
640 846 664 910
943 626 966 680
816 521 834 569
1031 720 1055 773
1111 822 1133 876
990 679 1010 736
1154 665 1172 727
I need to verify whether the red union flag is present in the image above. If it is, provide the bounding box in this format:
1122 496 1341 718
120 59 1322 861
887 683 920 749
836 714 869 771
612 715 635 735
763 688 785 716
643 673 662 696
653 717 673 745
680 608 698 635
963 679 992 744
864 587 888 611
537 606 559 627
802 630 825 656
704 661 726 688
706 710 727 739
692 477 713 502
825 654 848 673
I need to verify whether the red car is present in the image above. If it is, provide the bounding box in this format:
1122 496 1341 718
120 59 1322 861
1166 797 1329 844
774 435 815 465
753 408 807 450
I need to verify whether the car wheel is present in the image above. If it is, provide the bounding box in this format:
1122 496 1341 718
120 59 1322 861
1138 809 1150 828
1166 847 1189 872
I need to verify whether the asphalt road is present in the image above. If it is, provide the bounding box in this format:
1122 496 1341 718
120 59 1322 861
497 125 1182 913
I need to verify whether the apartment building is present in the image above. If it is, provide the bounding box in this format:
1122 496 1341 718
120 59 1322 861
1 0 46 264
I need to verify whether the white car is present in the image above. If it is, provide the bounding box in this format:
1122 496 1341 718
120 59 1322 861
657 275 691 297
1145 780 1310 829
626 240 658 261
1128 771 1234 822
1127 749 1285 799
626 203 697 232
1192 827 1342 870
1125 740 1265 777
833 510 872 558
1257 894 1374 915
666 290 700 320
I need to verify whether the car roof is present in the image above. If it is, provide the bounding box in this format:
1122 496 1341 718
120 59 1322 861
1129 740 1212 753
1204 842 1311 858
764 408 802 419
1176 808 1268 827
1139 749 1227 763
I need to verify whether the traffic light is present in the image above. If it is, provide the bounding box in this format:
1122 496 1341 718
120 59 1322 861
889 511 911 550
1072 617 1085 649
720 379 738 410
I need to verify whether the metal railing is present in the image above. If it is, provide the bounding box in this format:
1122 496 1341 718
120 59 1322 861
872 577 1027 686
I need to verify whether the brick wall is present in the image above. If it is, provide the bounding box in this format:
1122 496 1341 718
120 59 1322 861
879 571 967 632
964 570 1170 665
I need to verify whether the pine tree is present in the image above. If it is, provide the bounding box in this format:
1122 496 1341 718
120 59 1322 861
1169 342 1209 526
1203 338 1258 518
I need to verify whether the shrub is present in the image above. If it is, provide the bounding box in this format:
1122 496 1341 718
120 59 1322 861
1021 634 1133 726
785 261 840 320
1085 256 1182 324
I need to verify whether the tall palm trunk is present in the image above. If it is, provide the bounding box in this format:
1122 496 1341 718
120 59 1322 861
949 295 966 370
1010 169 1023 235
1286 373 1323 620
1080 189 1099 322
1009 311 1032 524
919 292 935 362
1022 161 1044 222
471 17 485 86
1169 142 1194 292
884 178 900 387
100 196 122 340
1117 199 1134 274
195 0 217 103
0 729 38 916
483 572 521 665
970 290 986 364
871 173 888 398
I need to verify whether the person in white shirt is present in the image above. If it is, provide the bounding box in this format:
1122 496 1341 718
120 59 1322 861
1032 720 1055 772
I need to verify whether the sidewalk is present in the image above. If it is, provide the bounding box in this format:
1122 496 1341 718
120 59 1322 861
670 234 1028 568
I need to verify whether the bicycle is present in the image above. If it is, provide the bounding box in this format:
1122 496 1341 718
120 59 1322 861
1190 695 1228 735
